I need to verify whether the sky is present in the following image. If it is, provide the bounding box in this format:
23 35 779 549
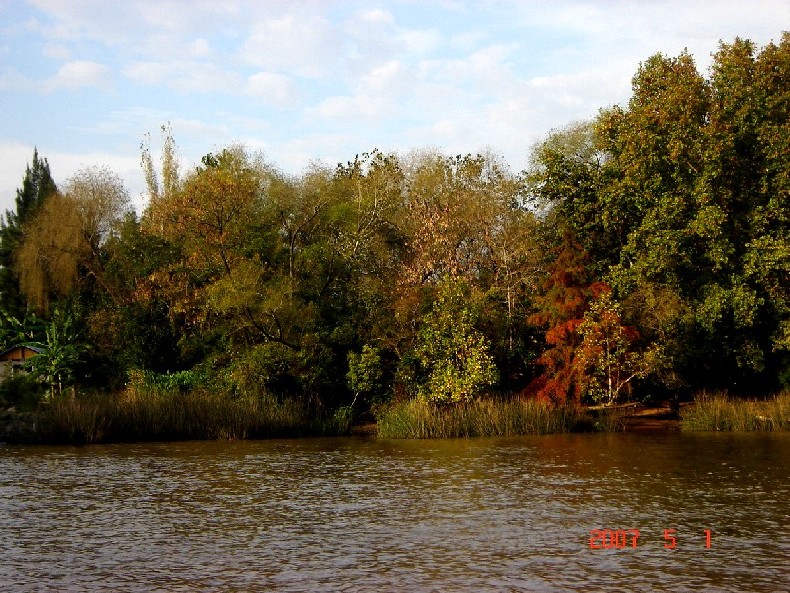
1 0 788 212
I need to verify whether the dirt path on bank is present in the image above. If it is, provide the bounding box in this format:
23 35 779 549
619 405 681 432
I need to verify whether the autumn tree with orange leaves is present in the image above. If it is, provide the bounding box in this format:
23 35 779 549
529 235 593 406
576 285 663 405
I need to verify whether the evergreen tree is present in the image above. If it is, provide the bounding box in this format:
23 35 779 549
0 149 58 318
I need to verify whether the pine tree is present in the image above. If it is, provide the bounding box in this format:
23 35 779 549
0 149 58 318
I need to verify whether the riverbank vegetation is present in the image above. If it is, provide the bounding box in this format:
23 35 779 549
376 398 588 438
4 373 350 444
681 391 790 431
1 34 789 441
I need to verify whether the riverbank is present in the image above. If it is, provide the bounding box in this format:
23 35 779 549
376 397 588 439
2 391 788 444
356 404 682 436
376 392 790 438
375 399 689 438
0 389 351 445
680 391 790 431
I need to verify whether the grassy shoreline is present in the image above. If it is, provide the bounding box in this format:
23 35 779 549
1 388 351 445
3 390 788 444
375 397 627 438
680 391 790 431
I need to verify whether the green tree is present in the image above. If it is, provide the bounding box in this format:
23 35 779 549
141 146 278 353
0 308 44 350
347 344 384 406
412 278 497 404
577 37 790 392
526 121 616 274
141 123 180 210
73 212 182 385
0 149 58 317
28 308 85 398
705 35 790 386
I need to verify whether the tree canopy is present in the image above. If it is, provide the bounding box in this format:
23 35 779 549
4 33 788 409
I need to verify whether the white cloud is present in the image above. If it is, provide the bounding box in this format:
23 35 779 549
450 30 487 51
0 141 144 213
43 60 112 92
217 113 273 135
124 60 299 104
278 132 359 172
42 43 71 60
123 60 241 93
0 67 34 92
0 141 34 214
360 60 413 94
342 8 439 68
399 28 442 55
245 72 298 107
4 0 789 203
122 61 169 86
513 0 789 75
188 38 212 58
358 9 394 26
26 0 234 47
310 94 389 123
158 117 235 166
416 44 516 96
245 72 300 107
240 13 342 77
525 71 618 108
68 107 177 138
25 0 141 45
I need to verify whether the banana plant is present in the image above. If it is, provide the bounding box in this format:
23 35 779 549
26 308 85 399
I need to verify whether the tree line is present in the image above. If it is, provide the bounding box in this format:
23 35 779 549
1 34 788 413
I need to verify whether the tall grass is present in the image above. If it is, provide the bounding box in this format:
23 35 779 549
29 386 350 444
681 391 790 431
376 397 587 438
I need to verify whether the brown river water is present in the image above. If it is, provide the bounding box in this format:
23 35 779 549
1 432 788 592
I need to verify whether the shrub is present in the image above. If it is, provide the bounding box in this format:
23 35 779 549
0 374 45 410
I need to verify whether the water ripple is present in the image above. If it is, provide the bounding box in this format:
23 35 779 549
1 433 788 592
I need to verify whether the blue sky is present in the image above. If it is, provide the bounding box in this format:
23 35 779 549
1 0 787 211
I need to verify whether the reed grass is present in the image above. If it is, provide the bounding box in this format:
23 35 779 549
586 405 629 432
30 386 349 444
680 391 790 431
376 397 587 439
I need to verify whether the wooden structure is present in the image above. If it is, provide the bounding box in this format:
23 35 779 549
0 345 44 381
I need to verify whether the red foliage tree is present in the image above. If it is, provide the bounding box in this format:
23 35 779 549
576 284 651 405
529 234 601 406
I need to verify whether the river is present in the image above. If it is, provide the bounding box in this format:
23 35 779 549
1 432 788 592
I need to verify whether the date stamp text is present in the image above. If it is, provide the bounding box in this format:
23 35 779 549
589 528 713 550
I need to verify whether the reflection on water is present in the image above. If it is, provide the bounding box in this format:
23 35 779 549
1 433 788 592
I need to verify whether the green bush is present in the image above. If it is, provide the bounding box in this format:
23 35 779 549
0 374 45 410
127 368 208 394
214 343 299 398
412 278 497 404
